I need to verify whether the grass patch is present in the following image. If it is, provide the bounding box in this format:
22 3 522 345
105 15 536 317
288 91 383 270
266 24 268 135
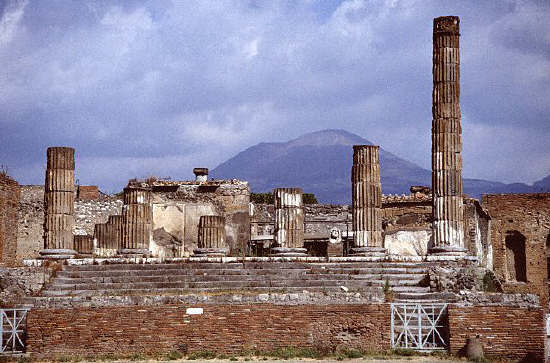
186 351 217 360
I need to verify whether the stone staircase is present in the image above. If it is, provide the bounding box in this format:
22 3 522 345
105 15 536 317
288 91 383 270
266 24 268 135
38 261 440 300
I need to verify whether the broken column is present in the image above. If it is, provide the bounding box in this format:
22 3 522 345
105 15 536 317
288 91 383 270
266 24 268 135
40 147 77 259
430 16 466 255
93 223 115 257
194 215 229 256
193 168 209 182
350 145 385 256
271 187 307 256
108 215 123 252
73 235 93 257
119 186 152 256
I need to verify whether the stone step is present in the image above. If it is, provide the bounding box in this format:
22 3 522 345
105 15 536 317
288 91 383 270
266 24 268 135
45 277 425 292
56 267 427 279
392 292 457 303
62 261 428 272
40 285 430 297
52 272 426 285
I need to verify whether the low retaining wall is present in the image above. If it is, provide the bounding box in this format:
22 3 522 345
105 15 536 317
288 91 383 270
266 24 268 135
26 304 390 357
448 305 545 361
25 303 545 361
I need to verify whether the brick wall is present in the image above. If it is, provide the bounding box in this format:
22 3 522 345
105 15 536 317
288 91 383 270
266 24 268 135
482 193 550 308
26 304 390 358
25 303 545 360
0 173 20 266
448 305 545 361
77 185 99 200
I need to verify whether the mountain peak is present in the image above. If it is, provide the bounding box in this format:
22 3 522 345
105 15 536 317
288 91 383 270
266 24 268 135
287 129 372 148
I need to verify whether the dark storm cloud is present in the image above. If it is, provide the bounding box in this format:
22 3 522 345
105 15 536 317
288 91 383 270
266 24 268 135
0 0 549 192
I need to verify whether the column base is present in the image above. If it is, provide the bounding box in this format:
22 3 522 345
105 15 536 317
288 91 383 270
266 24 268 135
270 247 308 257
39 249 77 260
193 248 229 257
428 246 468 256
118 248 151 258
349 247 386 257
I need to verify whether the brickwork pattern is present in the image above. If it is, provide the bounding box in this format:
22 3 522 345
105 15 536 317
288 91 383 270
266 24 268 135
0 173 20 265
25 303 545 360
482 193 550 308
26 304 390 358
448 305 545 361
77 185 99 201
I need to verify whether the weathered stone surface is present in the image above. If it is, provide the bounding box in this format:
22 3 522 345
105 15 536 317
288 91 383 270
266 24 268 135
197 215 226 250
351 145 383 251
273 188 305 252
0 173 19 266
431 16 465 254
42 147 76 257
120 186 152 254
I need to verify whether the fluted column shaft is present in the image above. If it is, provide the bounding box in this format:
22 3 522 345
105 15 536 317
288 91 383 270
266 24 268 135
431 16 465 253
351 145 383 248
42 147 76 258
198 216 226 249
273 188 304 249
120 186 152 255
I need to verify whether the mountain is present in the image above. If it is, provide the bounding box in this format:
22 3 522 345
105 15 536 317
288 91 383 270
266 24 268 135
211 129 546 204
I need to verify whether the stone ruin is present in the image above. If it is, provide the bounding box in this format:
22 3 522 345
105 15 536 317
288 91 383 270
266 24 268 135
0 15 549 361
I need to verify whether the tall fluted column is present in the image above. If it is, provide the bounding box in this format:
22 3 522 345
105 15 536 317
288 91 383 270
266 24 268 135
119 186 152 256
350 145 385 256
271 188 307 256
194 215 229 256
430 16 466 255
40 147 76 259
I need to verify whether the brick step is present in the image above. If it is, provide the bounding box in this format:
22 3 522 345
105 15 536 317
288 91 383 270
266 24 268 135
62 261 428 272
52 273 426 285
57 267 427 279
44 277 425 292
392 292 457 303
40 285 430 297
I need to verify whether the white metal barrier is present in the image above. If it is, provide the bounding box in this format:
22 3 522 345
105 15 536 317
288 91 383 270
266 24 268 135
0 308 29 354
390 303 448 351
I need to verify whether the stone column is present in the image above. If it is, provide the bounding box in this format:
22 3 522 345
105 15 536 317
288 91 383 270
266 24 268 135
194 215 229 256
108 215 123 252
430 16 466 255
73 235 93 257
119 186 152 256
350 145 385 256
271 187 307 256
40 147 76 259
93 223 117 257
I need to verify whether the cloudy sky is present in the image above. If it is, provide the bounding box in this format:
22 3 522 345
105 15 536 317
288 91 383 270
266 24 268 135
1 0 549 192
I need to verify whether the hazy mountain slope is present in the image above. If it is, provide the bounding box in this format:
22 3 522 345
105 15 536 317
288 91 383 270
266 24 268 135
211 129 540 203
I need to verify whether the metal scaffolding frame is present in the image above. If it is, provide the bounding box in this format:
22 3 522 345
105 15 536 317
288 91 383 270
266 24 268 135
0 308 29 354
391 303 448 351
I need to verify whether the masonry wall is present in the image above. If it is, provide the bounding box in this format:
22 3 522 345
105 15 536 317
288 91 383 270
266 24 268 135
151 180 250 256
26 304 390 358
76 185 99 201
448 305 545 361
482 193 550 308
17 185 122 262
25 303 545 360
0 173 20 266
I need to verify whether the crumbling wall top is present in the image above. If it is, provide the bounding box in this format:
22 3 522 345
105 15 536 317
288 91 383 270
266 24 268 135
433 16 459 34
